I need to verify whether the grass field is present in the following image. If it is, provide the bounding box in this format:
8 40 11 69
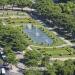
31 46 75 57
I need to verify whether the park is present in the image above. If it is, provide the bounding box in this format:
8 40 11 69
0 0 75 75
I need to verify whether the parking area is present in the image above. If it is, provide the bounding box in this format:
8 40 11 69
0 47 24 75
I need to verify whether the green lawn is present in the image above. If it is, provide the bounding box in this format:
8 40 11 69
32 47 75 57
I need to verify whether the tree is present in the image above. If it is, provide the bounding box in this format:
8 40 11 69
0 0 8 9
0 22 28 51
25 50 42 66
62 60 75 75
41 55 50 66
46 64 56 75
24 70 43 75
59 0 75 3
5 47 17 64
34 0 75 39
7 0 16 9
35 0 61 18
16 0 32 10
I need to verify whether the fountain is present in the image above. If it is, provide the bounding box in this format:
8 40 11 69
45 39 49 43
27 23 32 30
35 28 40 37
36 32 40 36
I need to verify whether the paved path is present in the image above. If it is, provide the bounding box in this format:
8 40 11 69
16 54 24 59
29 44 70 49
0 16 29 19
0 7 35 12
27 46 32 50
50 57 75 61
10 65 19 73
8 65 23 75
24 66 47 71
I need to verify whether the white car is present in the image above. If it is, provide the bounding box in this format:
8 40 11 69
1 68 6 75
0 47 4 51
0 51 4 55
2 55 6 59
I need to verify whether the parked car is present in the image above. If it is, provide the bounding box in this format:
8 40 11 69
16 51 22 54
2 55 7 61
1 68 6 75
0 47 4 51
2 55 6 59
3 62 9 66
0 51 4 55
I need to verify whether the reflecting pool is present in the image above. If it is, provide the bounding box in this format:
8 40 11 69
24 24 53 45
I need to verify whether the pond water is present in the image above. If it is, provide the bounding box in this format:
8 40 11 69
24 24 53 45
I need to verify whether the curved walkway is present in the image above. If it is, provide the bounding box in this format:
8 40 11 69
50 57 75 61
24 66 47 71
0 6 35 12
29 44 71 49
